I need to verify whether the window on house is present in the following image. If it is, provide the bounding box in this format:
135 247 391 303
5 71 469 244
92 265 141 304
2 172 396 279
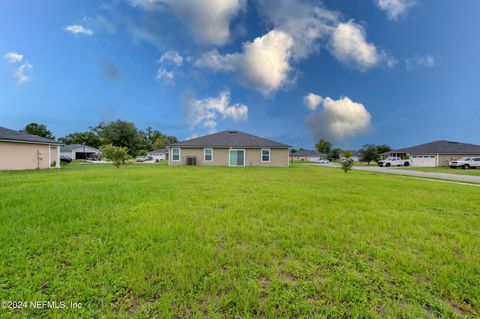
172 148 180 161
261 149 270 162
204 148 213 162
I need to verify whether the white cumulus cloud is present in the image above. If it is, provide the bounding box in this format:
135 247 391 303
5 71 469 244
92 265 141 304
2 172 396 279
64 24 94 36
158 51 183 66
254 0 339 60
193 1 391 95
329 21 386 70
4 52 24 63
195 30 294 96
129 0 245 45
13 63 33 86
305 95 372 141
304 93 323 111
186 91 248 131
374 0 416 20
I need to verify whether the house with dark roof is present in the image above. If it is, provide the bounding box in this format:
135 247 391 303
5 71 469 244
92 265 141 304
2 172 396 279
381 140 480 166
60 144 100 160
290 149 327 162
0 126 61 170
168 130 291 167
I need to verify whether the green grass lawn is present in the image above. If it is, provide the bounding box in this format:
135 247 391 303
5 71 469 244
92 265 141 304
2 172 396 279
0 164 479 318
398 166 480 176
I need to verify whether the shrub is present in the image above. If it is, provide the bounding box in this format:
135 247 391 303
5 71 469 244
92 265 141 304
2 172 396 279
341 150 354 173
100 144 129 168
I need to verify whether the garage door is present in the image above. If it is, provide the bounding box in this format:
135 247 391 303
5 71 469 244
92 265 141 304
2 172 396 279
411 155 436 167
75 152 95 160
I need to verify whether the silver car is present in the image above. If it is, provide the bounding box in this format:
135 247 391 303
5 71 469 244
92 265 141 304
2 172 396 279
449 157 480 169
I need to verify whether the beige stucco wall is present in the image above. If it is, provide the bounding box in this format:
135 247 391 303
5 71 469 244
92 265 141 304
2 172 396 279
0 141 58 170
290 156 309 161
169 147 289 167
437 154 480 166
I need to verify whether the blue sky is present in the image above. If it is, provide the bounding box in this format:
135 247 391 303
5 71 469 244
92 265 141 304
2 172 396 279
1 0 479 149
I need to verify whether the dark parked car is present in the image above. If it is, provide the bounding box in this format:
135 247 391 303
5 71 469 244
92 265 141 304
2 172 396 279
87 154 101 161
60 156 72 164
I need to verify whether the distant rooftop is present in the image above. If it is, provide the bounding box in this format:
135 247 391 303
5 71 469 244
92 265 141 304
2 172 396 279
290 149 327 157
62 144 99 152
0 126 60 145
169 130 290 148
386 140 480 155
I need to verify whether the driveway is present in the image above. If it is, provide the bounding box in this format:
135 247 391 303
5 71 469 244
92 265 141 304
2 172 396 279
353 166 480 184
310 163 480 184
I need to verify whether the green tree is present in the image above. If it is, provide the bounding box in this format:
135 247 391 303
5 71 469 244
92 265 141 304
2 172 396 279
330 148 343 161
100 144 129 168
341 150 354 173
376 144 391 155
359 144 379 165
315 139 332 154
152 135 177 150
22 123 54 139
93 120 142 155
59 132 103 149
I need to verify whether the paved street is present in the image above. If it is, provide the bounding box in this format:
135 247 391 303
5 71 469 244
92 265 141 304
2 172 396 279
352 166 480 183
312 163 480 184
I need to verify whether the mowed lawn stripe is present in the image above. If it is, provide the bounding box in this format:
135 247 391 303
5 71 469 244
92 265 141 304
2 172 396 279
0 163 478 318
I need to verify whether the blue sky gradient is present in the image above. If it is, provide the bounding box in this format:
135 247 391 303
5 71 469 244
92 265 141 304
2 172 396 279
1 0 479 149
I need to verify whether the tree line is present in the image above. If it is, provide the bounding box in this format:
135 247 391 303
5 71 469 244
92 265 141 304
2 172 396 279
293 139 391 165
21 121 178 156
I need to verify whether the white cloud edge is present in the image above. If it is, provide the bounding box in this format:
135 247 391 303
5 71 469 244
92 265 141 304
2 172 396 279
64 24 94 36
4 52 24 63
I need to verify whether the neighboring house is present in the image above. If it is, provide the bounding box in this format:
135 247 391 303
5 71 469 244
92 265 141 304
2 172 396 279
381 140 480 167
147 149 168 161
0 126 61 170
290 149 327 162
60 144 100 160
339 152 360 162
168 130 291 167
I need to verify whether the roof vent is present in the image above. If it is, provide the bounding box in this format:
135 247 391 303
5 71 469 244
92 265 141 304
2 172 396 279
228 130 238 133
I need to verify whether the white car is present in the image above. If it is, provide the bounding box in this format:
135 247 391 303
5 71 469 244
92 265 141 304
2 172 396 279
449 157 480 169
318 159 330 164
378 157 411 167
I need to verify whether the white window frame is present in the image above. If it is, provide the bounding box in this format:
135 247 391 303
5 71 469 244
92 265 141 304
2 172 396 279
228 149 245 167
171 148 181 162
261 148 270 163
204 148 213 162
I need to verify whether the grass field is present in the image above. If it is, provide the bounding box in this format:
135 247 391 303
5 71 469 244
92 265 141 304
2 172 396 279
398 166 480 176
0 163 479 318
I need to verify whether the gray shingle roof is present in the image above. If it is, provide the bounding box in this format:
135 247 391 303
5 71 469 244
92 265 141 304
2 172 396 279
61 144 99 152
290 149 327 157
170 130 290 148
0 126 60 145
391 140 480 155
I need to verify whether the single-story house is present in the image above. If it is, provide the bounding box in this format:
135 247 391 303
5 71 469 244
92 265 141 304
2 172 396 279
168 130 291 167
339 152 360 162
147 148 168 161
60 144 100 160
290 149 327 162
381 140 480 167
0 126 61 170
